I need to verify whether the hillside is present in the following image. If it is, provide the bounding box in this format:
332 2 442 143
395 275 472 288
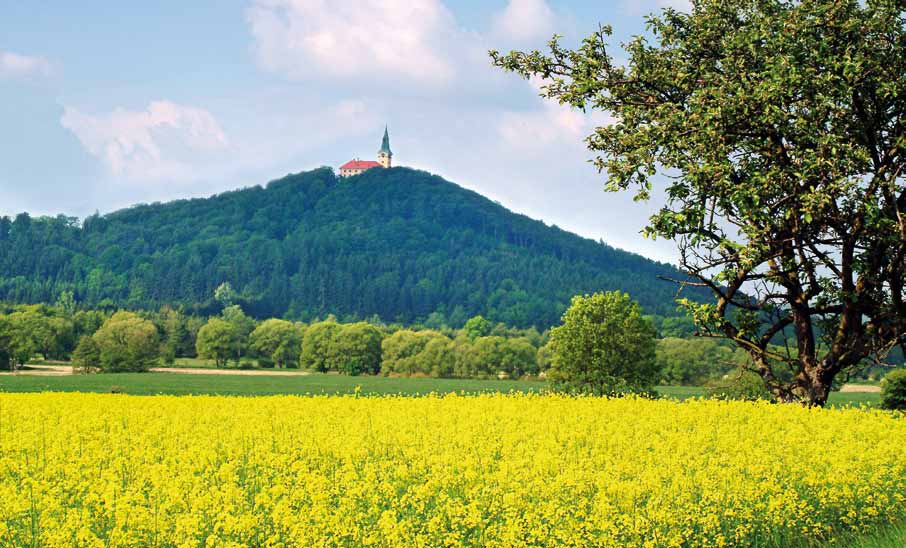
0 167 700 328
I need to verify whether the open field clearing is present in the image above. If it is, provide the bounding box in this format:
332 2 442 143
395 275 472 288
0 393 902 547
0 371 545 397
0 371 882 406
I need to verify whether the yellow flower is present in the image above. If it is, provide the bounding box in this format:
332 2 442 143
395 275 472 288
0 393 902 547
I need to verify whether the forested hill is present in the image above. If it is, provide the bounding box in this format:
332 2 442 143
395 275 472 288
0 167 700 328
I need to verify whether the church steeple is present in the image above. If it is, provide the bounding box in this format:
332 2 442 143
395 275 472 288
378 126 392 168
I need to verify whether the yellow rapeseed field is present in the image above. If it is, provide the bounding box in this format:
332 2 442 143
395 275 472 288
0 393 903 548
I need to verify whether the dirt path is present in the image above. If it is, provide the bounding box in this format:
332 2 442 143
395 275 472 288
839 384 882 393
2 365 311 377
0 365 73 376
149 367 311 377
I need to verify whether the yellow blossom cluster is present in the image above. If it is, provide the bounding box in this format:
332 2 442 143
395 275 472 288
0 393 903 547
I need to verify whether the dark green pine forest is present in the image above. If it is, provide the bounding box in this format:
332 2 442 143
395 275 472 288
0 167 703 328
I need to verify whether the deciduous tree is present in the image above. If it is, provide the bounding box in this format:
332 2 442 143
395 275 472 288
93 311 159 372
250 319 303 368
492 0 906 405
331 322 383 376
300 320 341 372
196 318 241 368
0 316 11 371
72 336 101 374
548 292 658 395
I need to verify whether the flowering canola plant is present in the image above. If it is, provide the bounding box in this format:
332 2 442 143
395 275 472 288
0 393 903 547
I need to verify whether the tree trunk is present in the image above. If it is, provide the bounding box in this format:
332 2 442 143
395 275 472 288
791 367 832 407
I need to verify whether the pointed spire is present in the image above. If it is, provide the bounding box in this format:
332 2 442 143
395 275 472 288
380 125 392 156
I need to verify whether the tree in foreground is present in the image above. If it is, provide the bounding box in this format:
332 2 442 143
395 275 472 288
92 312 159 372
492 0 906 405
548 292 658 395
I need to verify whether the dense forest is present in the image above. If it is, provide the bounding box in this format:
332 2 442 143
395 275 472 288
0 167 705 328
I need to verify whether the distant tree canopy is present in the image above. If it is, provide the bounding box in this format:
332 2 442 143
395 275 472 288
656 338 748 386
92 311 159 372
0 316 11 371
71 335 101 374
381 329 454 377
492 0 906 406
196 318 242 368
0 167 705 329
250 319 304 368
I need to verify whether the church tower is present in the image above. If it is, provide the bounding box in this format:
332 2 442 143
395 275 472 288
378 126 392 168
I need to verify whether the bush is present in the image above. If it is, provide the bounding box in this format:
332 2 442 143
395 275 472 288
340 359 368 376
707 369 773 402
880 369 906 410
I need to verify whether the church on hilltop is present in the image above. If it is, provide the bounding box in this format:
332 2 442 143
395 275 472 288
339 127 393 177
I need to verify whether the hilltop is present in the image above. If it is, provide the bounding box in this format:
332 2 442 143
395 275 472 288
0 167 700 328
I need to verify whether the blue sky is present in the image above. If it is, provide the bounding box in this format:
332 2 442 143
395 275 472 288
0 0 689 262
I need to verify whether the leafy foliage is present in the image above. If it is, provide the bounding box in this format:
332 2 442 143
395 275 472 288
71 335 101 373
196 318 242 368
656 337 748 386
707 369 774 402
300 320 341 372
880 369 906 411
492 0 906 405
0 167 702 328
0 316 11 371
249 319 304 368
548 291 659 395
331 322 384 376
92 312 159 372
381 329 452 377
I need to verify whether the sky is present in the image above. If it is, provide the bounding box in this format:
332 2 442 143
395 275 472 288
0 0 690 263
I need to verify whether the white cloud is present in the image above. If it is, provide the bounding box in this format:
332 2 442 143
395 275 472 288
498 103 586 150
60 101 230 182
0 51 52 78
493 0 555 43
247 0 461 87
497 77 614 151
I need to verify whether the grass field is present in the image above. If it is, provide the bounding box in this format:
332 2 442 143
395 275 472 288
0 370 882 405
839 524 906 548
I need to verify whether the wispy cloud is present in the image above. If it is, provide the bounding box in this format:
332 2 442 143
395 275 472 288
60 101 230 183
492 0 556 44
0 51 52 78
247 0 463 88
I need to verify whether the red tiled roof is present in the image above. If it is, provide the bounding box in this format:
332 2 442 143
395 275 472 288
340 160 381 170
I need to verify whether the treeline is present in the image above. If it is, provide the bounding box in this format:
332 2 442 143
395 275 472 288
0 297 748 385
0 167 708 329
